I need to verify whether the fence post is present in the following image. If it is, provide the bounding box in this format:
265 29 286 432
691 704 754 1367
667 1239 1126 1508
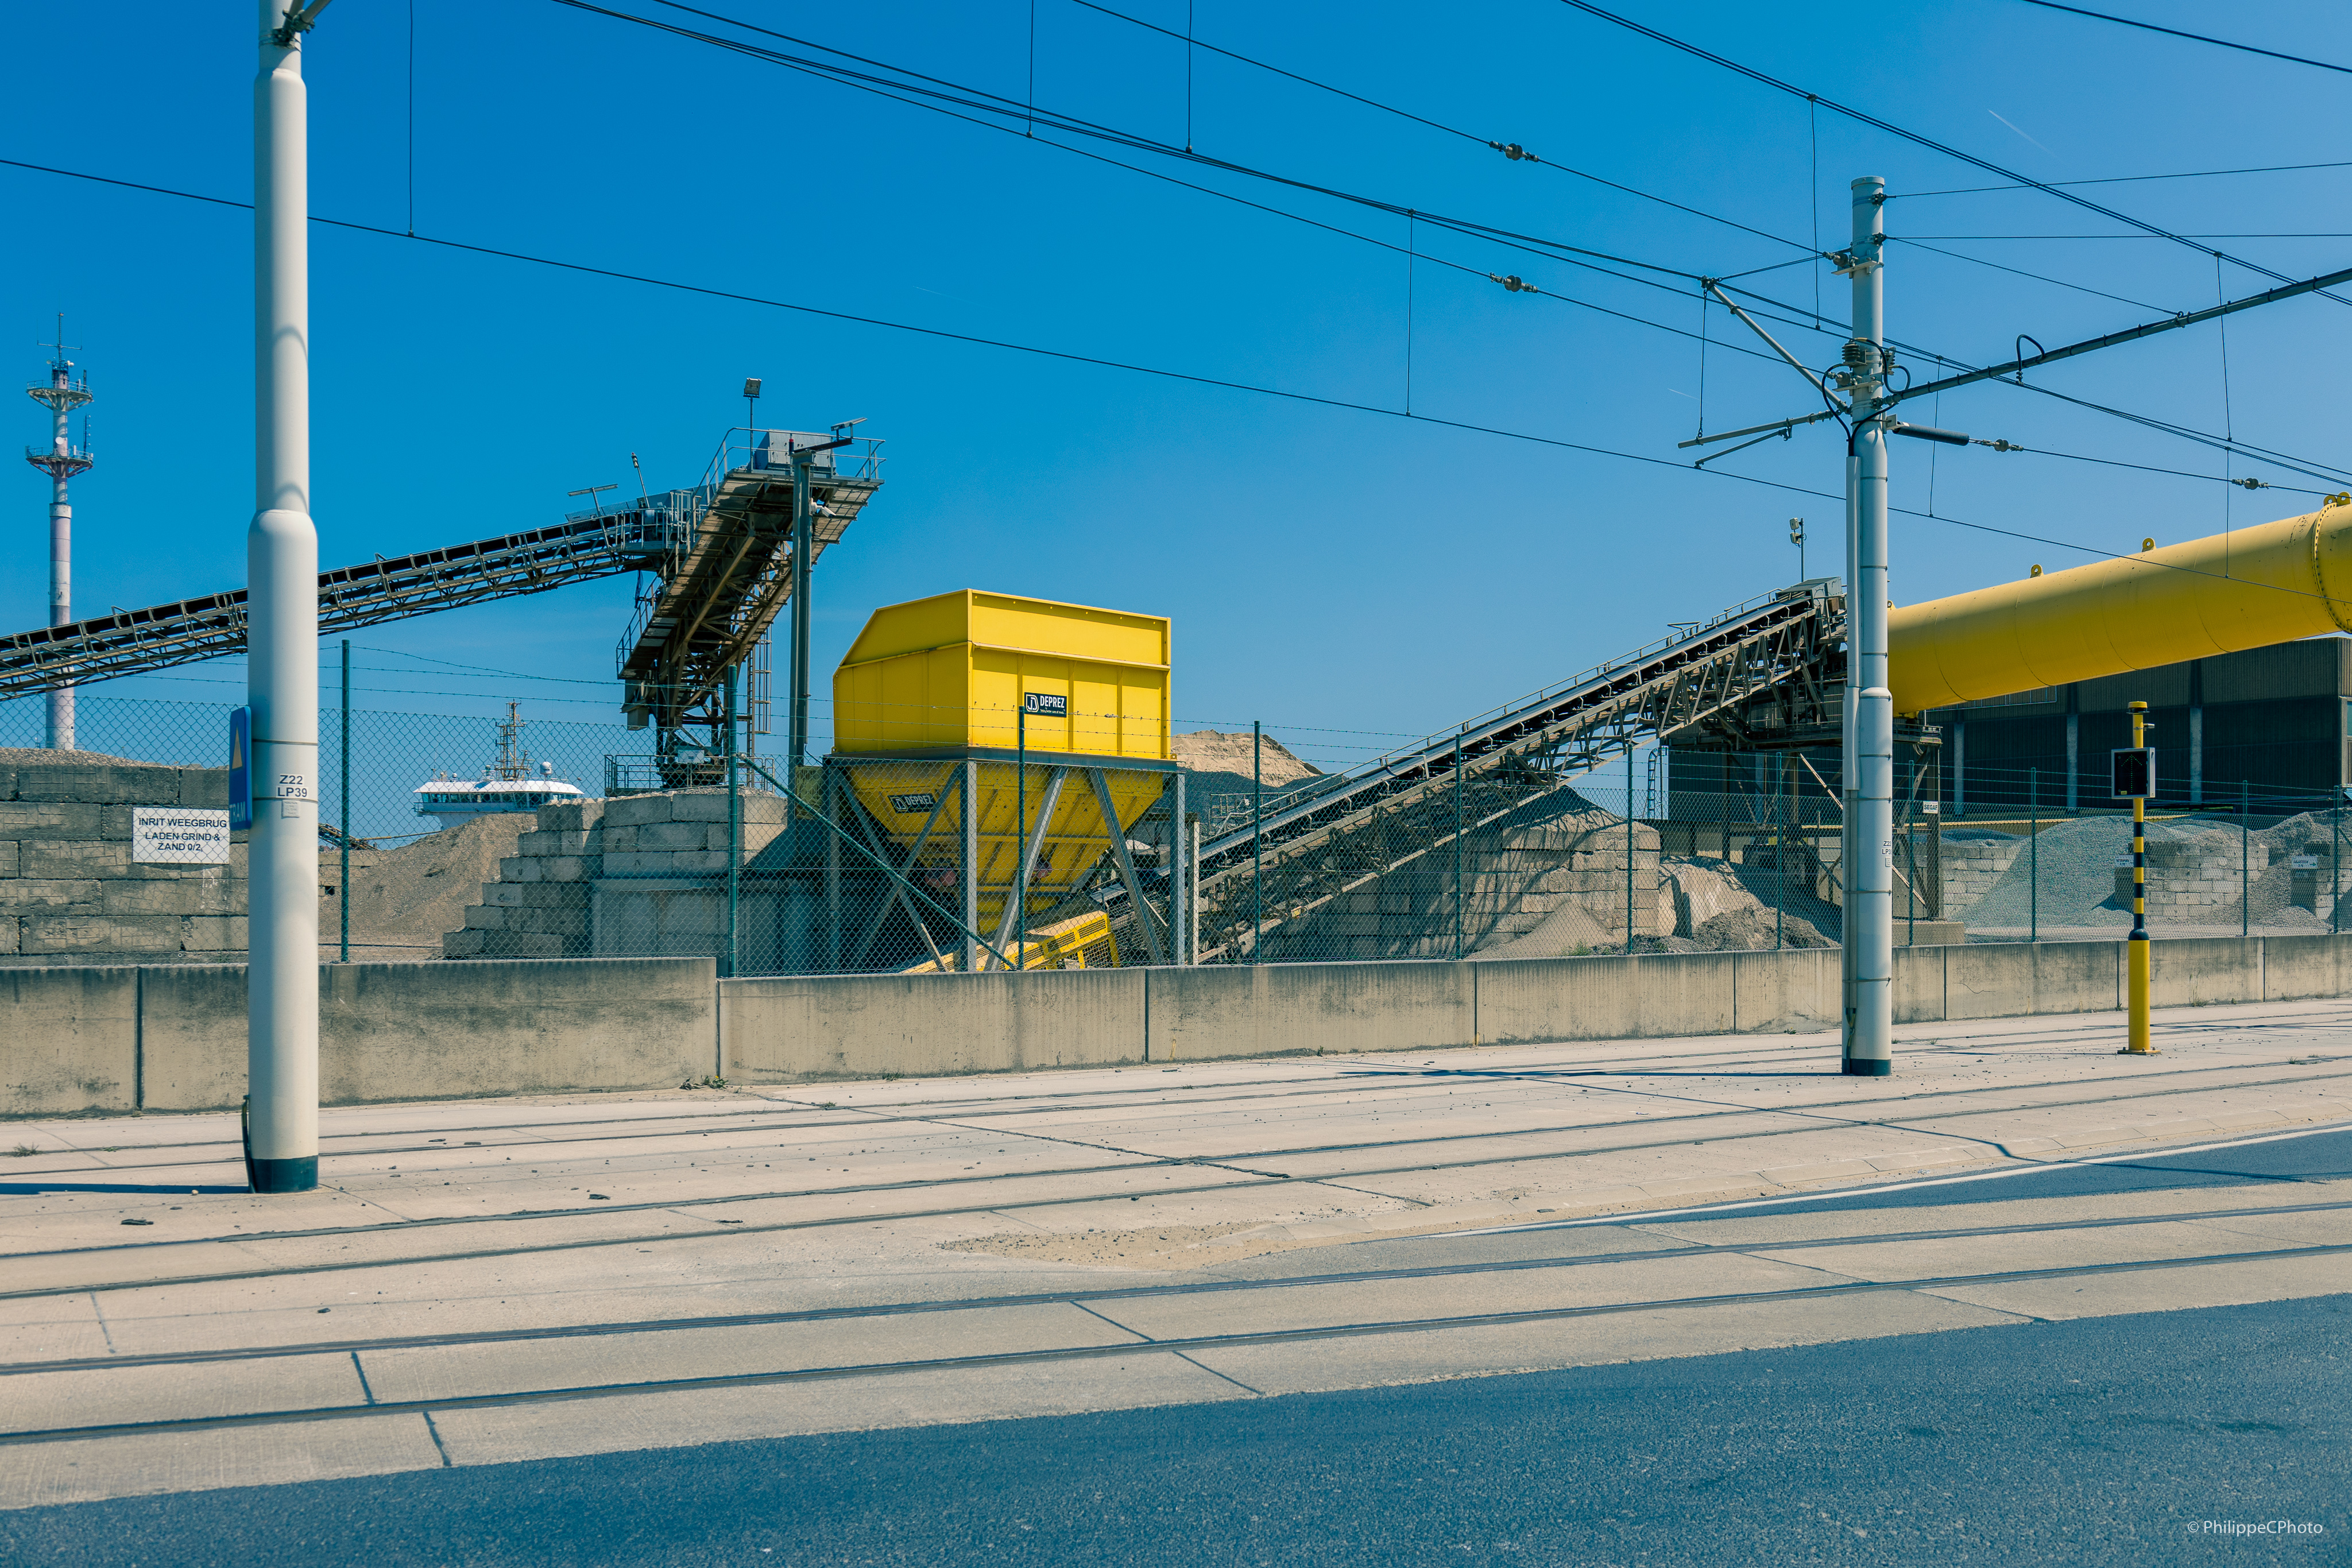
1905 749 1918 946
338 638 349 965
1018 703 1029 966
1252 720 1262 959
1170 769 1188 965
1625 745 1636 950
2242 780 2250 939
1453 733 1464 961
2028 766 2038 943
825 764 841 972
2335 791 2343 936
1774 752 1785 951
962 758 980 972
724 666 740 979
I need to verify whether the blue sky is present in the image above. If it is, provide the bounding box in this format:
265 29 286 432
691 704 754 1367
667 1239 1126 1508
7 0 2352 777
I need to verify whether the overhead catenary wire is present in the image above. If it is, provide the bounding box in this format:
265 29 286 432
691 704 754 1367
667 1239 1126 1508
2014 1 2352 78
572 0 1746 289
1897 158 2352 199
1024 0 1820 255
1549 0 2352 307
6 156 2347 616
578 0 2250 443
1887 236 2183 315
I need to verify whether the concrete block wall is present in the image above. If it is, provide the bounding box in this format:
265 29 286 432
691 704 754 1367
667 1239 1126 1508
2114 841 2272 919
446 789 791 959
1943 837 2026 917
3 956 715 1117
0 756 246 966
1282 811 1667 962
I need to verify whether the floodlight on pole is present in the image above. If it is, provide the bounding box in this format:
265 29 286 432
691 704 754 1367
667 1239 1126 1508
24 313 93 752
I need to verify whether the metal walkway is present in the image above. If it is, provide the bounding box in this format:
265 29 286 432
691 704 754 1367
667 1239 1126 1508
1190 581 1844 960
0 431 883 725
611 433 881 741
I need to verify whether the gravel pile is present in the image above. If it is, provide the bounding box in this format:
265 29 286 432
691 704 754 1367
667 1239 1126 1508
2219 811 2352 930
1962 815 2266 930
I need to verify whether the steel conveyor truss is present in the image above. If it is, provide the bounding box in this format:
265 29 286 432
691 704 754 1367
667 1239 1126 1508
0 513 682 702
613 439 881 740
0 431 884 718
1193 582 1844 960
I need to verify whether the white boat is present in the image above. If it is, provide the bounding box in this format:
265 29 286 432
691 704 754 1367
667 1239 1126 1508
413 704 584 831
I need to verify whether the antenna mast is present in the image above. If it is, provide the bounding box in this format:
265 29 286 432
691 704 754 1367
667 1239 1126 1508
24 313 94 750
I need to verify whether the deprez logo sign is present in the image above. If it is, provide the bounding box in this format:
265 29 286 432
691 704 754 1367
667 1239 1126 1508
1023 692 1067 717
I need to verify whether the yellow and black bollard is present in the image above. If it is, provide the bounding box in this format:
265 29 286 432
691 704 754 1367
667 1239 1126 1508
2118 701 2156 1055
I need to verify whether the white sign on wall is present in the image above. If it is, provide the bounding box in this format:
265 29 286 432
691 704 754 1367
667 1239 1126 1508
132 807 232 865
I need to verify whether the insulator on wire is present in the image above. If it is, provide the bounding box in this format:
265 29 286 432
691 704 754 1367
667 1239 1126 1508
1488 274 1538 294
1487 141 1539 162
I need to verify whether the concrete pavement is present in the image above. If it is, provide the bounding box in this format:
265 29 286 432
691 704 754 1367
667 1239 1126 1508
0 996 2347 1528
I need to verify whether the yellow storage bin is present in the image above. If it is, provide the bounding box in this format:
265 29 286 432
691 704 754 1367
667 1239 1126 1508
829 590 1177 962
833 589 1169 760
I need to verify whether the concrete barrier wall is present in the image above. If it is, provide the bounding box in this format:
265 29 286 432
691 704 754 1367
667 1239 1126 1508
2262 935 2350 1001
6 957 714 1116
722 967 1144 1081
717 935 2352 1083
1 966 140 1116
12 938 2352 1112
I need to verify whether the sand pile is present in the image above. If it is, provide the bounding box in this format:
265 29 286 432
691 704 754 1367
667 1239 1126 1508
1171 731 1321 785
320 814 533 953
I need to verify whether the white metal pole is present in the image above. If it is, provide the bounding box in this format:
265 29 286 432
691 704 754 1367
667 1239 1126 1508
249 0 321 1191
1844 175 1894 1075
45 374 75 751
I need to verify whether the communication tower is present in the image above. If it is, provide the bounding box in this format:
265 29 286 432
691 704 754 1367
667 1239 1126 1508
23 315 94 750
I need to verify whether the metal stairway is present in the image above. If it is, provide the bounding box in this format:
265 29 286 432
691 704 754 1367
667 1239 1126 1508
1192 580 1845 960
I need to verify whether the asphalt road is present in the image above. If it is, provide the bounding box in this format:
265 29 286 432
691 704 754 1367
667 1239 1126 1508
1659 1122 2352 1218
5 1288 2343 1566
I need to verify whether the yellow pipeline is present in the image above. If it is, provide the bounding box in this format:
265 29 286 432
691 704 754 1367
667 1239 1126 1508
1889 499 2352 712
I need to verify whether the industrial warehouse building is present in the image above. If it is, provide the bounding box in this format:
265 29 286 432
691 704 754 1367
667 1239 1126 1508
1932 636 2352 815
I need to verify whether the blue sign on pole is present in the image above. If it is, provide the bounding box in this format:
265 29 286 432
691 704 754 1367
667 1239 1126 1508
229 707 253 831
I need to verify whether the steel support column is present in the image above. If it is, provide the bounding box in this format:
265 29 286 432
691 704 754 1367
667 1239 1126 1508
1843 174 1894 1077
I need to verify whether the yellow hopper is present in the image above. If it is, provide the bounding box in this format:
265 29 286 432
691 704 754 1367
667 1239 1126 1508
830 590 1179 966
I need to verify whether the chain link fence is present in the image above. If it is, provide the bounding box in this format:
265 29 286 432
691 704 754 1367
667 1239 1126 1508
7 691 2345 971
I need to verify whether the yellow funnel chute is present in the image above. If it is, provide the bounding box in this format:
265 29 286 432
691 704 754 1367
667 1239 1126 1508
1890 500 2352 712
829 590 1175 954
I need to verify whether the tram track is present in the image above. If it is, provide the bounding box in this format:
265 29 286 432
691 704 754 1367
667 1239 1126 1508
5 1116 2345 1327
7 1091 2347 1304
7 1193 2348 1381
16 1052 2350 1197
5 1233 2346 1450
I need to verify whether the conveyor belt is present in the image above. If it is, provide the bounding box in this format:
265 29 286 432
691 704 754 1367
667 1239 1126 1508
1192 582 1844 959
0 512 676 701
0 434 883 729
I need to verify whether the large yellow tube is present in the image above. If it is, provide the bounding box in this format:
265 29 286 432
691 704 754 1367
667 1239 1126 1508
1889 500 2352 712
